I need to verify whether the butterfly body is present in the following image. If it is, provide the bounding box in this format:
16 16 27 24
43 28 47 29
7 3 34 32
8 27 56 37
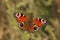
14 12 46 32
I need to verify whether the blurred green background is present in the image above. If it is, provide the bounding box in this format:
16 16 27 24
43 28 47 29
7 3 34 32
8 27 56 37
0 0 60 40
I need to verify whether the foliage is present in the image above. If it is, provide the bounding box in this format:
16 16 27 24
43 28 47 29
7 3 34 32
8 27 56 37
0 0 60 40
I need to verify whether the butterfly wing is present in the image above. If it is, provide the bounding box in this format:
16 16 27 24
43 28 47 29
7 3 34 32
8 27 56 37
14 12 28 30
28 18 46 32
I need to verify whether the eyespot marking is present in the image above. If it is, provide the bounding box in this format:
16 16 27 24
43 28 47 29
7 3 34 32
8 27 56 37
19 22 24 27
33 25 39 31
41 19 46 24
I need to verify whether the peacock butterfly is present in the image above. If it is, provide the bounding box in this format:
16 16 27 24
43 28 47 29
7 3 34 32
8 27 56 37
14 12 46 32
